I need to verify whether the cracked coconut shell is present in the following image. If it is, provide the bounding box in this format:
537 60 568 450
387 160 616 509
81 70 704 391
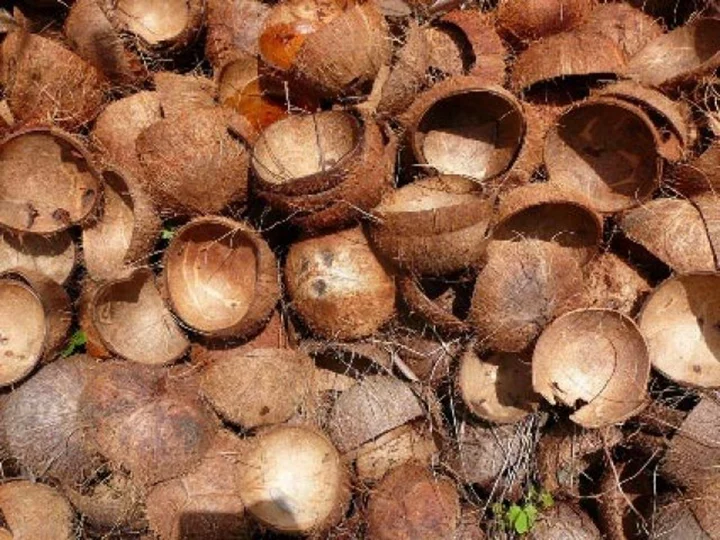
0 482 74 540
0 229 76 285
153 71 217 119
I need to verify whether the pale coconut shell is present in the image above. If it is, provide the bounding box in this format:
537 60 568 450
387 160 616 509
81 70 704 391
531 502 602 540
581 3 664 60
545 97 662 213
82 167 160 281
0 31 107 129
0 230 76 285
533 308 650 428
205 0 270 67
163 216 280 339
0 482 74 540
87 268 189 365
618 198 716 273
0 126 102 234
496 0 594 43
693 193 720 269
154 71 217 119
398 275 471 336
628 18 720 89
469 241 586 353
583 252 651 316
328 375 424 454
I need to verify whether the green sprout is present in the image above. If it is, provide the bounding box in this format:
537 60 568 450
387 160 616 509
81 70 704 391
161 227 177 240
61 329 87 358
492 486 554 535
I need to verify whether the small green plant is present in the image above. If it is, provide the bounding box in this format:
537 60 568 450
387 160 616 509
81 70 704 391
492 486 554 536
61 329 87 358
161 227 177 241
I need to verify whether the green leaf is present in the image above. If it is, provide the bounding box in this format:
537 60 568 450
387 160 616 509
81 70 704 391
61 330 87 358
161 228 176 240
524 503 538 526
539 490 554 510
506 504 523 527
514 510 530 535
491 502 504 518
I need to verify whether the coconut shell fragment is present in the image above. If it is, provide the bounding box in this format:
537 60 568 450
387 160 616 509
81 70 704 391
398 275 472 336
496 0 594 43
0 482 74 540
0 230 76 285
581 3 663 60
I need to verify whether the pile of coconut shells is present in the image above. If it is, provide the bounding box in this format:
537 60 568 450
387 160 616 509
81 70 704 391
2 0 720 538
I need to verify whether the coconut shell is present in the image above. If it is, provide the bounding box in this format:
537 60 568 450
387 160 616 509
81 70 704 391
0 100 13 132
619 198 716 273
303 339 394 380
0 126 103 234
0 31 107 129
0 482 74 540
545 97 662 213
398 275 471 336
393 328 462 384
0 230 76 285
628 18 720 89
154 71 217 119
366 464 460 540
496 0 594 43
236 425 350 534
531 502 602 540
581 3 664 60
469 241 585 353
597 460 654 540
692 194 720 269
424 25 465 77
652 495 710 540
87 268 189 365
669 141 720 197
687 481 720 539
206 0 270 67
82 167 160 281
163 216 280 339
583 252 651 316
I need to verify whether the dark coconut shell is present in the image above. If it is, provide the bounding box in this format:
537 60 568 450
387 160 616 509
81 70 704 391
545 97 662 213
669 141 720 197
469 241 585 353
87 268 189 365
583 252 651 316
530 502 602 539
581 3 664 60
0 482 74 540
284 227 396 340
619 198 716 273
441 9 506 82
0 31 107 130
652 494 711 540
80 361 217 487
163 216 280 339
366 464 461 540
597 460 654 540
82 167 161 281
0 229 76 285
205 0 270 68
398 275 471 336
403 77 525 184
303 338 394 379
533 308 650 428
687 480 720 539
496 0 594 43
0 126 102 234
154 71 217 119
0 269 71 385
628 18 720 90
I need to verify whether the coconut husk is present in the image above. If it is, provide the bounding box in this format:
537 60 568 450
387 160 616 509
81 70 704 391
581 3 664 60
469 241 586 353
0 230 76 285
669 140 720 197
303 339 394 377
597 460 655 540
509 30 626 93
496 0 594 44
0 482 74 540
583 252 651 316
531 502 602 540
692 193 720 269
87 268 189 365
206 0 270 68
154 71 217 119
618 198 716 273
398 275 472 336
0 126 103 234
533 308 650 428
687 482 720 539
0 100 13 132
628 17 720 90
82 167 160 281
163 216 280 339
545 97 662 213
652 494 711 540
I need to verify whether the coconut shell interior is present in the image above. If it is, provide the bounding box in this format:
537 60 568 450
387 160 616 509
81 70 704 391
114 0 192 45
0 482 75 540
0 230 76 285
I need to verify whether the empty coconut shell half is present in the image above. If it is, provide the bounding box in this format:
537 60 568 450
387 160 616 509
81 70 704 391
368 175 495 276
581 3 664 60
545 97 662 213
639 273 720 388
0 269 71 386
0 230 76 285
0 127 102 234
0 482 75 540
86 268 189 365
163 216 280 339
496 0 593 44
533 308 650 428
404 78 525 184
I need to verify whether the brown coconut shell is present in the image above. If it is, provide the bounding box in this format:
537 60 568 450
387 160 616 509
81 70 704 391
154 71 217 119
423 25 465 77
0 229 76 285
0 31 107 129
303 338 394 379
366 464 461 540
0 482 74 540
692 193 720 268
77 278 112 359
531 502 602 540
163 216 280 339
236 424 351 534
652 495 710 540
619 198 716 273
628 18 720 90
82 167 160 281
392 328 462 384
545 97 662 213
404 78 525 183
398 275 472 336
686 479 720 539
205 0 270 67
496 0 594 43
87 268 189 365
0 126 102 234
533 308 650 428
669 140 720 197
581 3 664 60
469 241 586 353
284 227 396 340
583 252 651 316
597 460 654 540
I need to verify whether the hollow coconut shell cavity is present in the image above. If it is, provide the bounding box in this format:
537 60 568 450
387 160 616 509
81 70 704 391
368 175 495 276
0 229 76 285
0 269 71 386
638 273 720 388
284 227 396 340
403 78 526 184
533 308 650 428
236 424 351 535
0 31 107 130
0 126 103 235
0 482 75 540
545 97 662 213
163 216 280 340
398 275 473 336
580 3 663 60
495 0 595 44
205 0 270 67
583 252 651 316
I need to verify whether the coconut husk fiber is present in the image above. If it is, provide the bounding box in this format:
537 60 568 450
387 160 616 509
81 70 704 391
581 3 663 60
205 0 270 68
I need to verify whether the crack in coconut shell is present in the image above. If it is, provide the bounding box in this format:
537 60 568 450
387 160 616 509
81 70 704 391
628 18 720 90
206 0 270 68
163 216 280 339
88 268 189 365
236 424 351 534
583 252 651 316
545 97 662 213
0 229 76 285
496 0 594 44
0 482 74 540
404 78 525 184
532 308 650 428
398 275 472 336
618 198 716 273
639 273 720 388
0 269 71 386
0 127 103 234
